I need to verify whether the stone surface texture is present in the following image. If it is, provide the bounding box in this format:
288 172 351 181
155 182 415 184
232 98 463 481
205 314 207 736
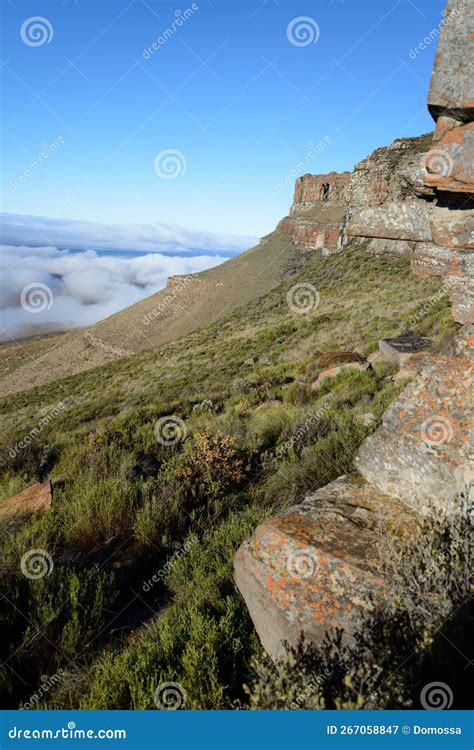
234 475 415 660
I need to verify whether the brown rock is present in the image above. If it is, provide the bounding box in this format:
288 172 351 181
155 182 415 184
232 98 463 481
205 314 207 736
430 206 474 250
234 475 416 660
291 172 350 212
423 123 474 193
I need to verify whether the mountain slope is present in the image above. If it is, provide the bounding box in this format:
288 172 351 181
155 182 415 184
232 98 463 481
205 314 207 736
0 231 302 396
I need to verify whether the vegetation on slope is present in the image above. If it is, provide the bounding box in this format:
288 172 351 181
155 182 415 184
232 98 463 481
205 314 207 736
0 245 460 709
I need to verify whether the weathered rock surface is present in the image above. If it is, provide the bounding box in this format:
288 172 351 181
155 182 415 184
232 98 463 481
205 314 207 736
234 475 416 660
346 202 432 243
378 336 430 369
424 122 474 193
411 243 474 324
430 206 474 250
356 348 473 516
427 0 474 123
0 481 52 519
291 172 350 213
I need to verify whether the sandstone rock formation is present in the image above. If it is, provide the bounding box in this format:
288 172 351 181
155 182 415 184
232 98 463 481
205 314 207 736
234 0 473 660
277 172 349 253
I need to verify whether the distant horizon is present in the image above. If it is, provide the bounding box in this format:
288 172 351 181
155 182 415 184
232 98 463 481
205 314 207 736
1 0 446 339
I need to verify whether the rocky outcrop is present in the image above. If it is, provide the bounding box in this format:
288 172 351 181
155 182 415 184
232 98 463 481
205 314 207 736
235 475 416 659
291 172 351 213
234 0 473 661
277 173 349 253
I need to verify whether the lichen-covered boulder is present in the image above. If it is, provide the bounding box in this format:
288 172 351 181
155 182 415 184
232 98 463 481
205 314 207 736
356 346 474 516
234 475 415 661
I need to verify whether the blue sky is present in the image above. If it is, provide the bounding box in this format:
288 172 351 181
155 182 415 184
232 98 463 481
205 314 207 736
1 0 446 240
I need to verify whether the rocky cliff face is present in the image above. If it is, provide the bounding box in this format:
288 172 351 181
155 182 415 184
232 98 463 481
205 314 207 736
234 0 473 661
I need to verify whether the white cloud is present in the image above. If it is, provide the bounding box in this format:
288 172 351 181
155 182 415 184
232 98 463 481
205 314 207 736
0 213 258 256
0 212 257 340
0 244 228 340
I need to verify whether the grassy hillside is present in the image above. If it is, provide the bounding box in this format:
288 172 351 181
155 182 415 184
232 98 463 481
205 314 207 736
0 231 304 397
0 245 458 709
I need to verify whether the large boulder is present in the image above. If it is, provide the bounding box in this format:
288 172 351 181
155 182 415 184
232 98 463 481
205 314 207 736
234 475 416 661
427 0 474 123
356 347 474 516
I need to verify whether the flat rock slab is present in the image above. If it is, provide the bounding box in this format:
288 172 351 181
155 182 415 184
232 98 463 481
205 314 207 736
346 202 432 243
234 475 415 661
378 336 430 368
0 481 52 520
356 346 474 516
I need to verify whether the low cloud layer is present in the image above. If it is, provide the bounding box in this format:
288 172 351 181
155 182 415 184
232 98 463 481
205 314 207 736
0 213 257 340
1 213 257 256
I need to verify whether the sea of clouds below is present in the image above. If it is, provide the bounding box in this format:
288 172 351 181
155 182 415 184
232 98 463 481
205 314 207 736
0 214 258 340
